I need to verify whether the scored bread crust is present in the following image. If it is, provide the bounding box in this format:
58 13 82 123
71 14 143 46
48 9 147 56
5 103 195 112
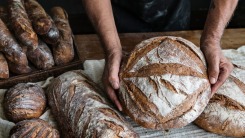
10 119 59 137
3 83 47 123
47 70 139 138
119 36 211 129
195 66 245 137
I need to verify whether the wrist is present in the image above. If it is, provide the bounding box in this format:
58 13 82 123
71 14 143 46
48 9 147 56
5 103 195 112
200 33 221 48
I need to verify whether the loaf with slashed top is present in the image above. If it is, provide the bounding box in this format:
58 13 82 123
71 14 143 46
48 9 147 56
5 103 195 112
4 83 46 123
47 70 139 138
10 119 59 138
119 36 212 129
195 65 245 137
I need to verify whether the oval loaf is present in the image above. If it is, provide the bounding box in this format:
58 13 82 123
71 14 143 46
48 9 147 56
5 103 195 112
47 70 139 138
119 36 212 129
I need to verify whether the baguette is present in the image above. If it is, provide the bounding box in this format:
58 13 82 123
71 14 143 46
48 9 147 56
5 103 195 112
47 70 139 138
41 15 60 45
27 39 55 70
0 52 9 79
24 0 52 35
8 0 38 50
51 7 74 65
0 19 31 74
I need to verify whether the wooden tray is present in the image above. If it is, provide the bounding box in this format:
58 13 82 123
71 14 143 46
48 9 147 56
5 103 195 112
0 38 84 89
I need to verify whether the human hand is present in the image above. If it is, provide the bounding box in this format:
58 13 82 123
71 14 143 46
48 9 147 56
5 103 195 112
201 42 234 95
102 49 123 111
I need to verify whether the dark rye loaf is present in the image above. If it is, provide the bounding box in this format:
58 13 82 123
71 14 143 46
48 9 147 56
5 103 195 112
47 70 139 138
119 36 212 129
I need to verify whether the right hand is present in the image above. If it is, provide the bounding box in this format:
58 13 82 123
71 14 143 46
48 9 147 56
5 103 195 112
102 49 123 111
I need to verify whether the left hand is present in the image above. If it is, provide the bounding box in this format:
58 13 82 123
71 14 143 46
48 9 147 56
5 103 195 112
201 42 234 95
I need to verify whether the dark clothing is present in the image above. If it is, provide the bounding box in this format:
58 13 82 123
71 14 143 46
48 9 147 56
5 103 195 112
112 0 191 32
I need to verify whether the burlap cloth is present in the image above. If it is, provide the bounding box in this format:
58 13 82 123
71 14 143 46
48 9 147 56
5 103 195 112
1 46 244 138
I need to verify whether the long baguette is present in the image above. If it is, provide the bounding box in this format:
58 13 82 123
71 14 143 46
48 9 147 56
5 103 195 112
41 15 60 45
8 0 38 50
27 39 55 70
51 7 74 65
0 19 31 74
24 0 52 35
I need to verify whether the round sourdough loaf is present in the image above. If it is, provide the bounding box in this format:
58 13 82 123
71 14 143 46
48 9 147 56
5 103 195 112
119 36 212 129
195 66 245 137
10 119 59 137
3 83 46 122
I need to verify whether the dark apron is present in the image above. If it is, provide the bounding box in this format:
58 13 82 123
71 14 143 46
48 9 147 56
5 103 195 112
112 0 191 32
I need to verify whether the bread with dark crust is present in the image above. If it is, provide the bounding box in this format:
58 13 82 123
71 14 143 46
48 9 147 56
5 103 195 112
4 83 46 123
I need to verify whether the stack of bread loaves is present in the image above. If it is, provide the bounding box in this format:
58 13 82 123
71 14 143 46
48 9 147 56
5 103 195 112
0 0 74 78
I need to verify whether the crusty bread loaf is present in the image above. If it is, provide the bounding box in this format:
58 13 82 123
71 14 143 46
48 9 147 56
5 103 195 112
0 19 31 74
24 0 52 35
47 70 139 138
0 52 9 79
41 16 60 45
50 7 74 65
119 36 212 129
4 83 46 123
8 0 38 50
27 39 55 70
195 66 245 137
10 119 59 138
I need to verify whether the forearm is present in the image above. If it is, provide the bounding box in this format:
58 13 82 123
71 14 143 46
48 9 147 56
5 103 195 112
201 0 238 46
82 0 121 56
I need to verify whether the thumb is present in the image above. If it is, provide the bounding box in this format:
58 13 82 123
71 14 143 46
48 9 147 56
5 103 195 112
207 55 220 85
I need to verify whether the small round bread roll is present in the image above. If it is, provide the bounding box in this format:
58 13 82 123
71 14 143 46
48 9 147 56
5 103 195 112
4 83 46 122
195 66 245 137
119 36 212 129
10 119 59 138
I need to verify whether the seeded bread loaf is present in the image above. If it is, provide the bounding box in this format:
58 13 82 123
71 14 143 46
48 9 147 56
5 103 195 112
4 83 46 122
10 119 59 138
119 36 212 129
47 70 139 138
195 66 245 137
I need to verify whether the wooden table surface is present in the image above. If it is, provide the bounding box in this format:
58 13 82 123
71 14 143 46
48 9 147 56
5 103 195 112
75 28 245 60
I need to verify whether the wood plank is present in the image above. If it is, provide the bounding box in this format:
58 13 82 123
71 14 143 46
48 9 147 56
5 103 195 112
75 28 245 60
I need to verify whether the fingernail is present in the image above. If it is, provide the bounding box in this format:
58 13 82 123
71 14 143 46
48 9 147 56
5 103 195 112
210 77 216 84
119 106 122 111
112 82 119 89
